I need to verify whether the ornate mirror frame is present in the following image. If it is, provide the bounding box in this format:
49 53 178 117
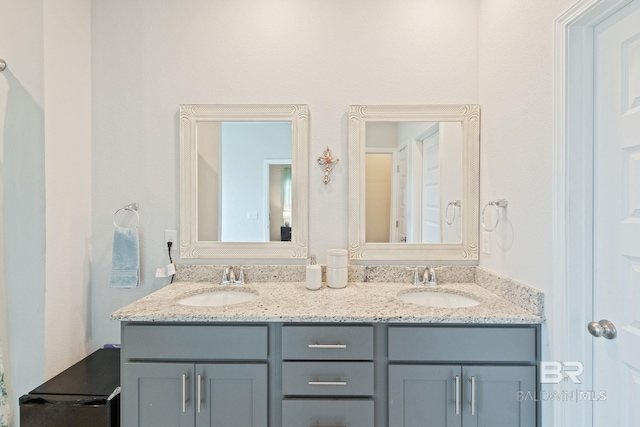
348 104 480 261
179 104 309 259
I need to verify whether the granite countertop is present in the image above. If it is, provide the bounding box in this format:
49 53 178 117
111 281 544 324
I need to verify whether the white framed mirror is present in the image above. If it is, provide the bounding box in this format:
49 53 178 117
179 104 309 259
348 104 479 261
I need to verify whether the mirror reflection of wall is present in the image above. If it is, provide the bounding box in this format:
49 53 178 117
197 121 292 243
365 121 462 244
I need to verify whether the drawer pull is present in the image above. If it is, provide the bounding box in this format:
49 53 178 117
182 374 187 413
308 343 347 349
310 424 344 427
197 374 202 413
454 375 460 415
470 376 476 416
308 380 347 386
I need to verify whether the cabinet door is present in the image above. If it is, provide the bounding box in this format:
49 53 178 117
195 363 267 427
462 366 536 427
123 362 195 427
389 365 462 427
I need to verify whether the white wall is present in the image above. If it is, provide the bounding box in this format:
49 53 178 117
0 1 46 423
43 0 92 380
90 0 480 346
478 0 574 290
0 1 91 424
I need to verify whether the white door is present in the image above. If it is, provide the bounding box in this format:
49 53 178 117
397 146 408 243
421 131 441 243
593 3 640 426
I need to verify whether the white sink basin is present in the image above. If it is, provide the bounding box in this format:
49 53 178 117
398 291 480 308
178 290 258 307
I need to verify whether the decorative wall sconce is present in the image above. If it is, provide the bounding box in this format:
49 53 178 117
317 146 339 184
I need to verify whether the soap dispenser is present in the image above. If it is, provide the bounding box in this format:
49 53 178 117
306 255 322 290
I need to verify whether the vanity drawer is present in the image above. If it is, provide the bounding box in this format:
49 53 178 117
282 399 374 427
282 362 374 396
122 324 268 360
282 325 374 360
388 326 536 362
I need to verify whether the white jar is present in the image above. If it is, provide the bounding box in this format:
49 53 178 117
326 249 348 268
326 266 347 289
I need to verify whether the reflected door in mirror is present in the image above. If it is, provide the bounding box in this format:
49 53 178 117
365 121 462 244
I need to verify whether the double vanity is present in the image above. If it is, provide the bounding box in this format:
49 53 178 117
112 266 543 427
112 103 541 426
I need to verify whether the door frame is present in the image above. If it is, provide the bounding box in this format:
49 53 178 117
263 159 292 242
552 0 633 425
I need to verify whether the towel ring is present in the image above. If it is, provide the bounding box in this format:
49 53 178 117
113 203 139 228
481 199 508 232
445 200 461 225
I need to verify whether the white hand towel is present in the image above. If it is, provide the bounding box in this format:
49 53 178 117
110 227 140 288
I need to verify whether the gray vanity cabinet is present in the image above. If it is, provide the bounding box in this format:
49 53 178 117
123 362 267 427
120 322 539 427
388 365 536 427
387 326 538 427
121 323 268 427
123 362 195 427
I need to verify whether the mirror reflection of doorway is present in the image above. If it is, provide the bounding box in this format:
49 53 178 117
267 162 292 242
364 121 463 244
365 152 394 242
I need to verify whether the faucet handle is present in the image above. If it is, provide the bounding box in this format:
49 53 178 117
406 266 423 286
425 266 438 286
237 265 252 285
227 266 237 284
214 266 230 285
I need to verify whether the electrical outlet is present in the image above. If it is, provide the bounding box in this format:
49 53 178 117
165 230 177 249
482 232 491 255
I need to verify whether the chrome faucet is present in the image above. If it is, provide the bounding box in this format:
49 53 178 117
218 266 235 285
406 266 438 286
218 265 251 285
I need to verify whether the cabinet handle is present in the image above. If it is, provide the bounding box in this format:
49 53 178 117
197 374 202 413
182 374 188 413
309 424 344 427
454 375 461 415
470 376 476 416
308 343 347 349
308 381 347 386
